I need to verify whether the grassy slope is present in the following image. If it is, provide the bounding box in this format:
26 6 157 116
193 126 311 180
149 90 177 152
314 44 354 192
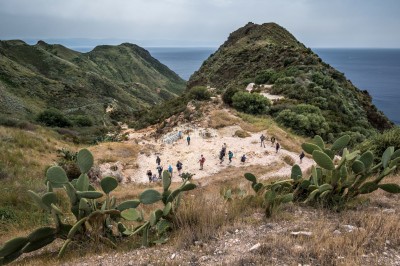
0 40 186 124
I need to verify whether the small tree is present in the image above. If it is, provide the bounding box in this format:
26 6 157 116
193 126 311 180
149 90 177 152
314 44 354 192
36 109 71 128
189 86 211 101
232 91 271 115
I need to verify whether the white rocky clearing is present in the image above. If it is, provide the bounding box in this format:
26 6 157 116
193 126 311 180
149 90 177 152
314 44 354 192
122 124 314 184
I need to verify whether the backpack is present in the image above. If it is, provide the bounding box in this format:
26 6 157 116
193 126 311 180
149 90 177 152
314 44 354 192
241 156 246 162
200 157 205 163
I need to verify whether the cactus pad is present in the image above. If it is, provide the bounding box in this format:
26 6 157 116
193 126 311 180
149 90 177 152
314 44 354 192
331 135 350 151
244 173 257 183
46 166 68 184
313 135 325 149
291 164 302 181
140 189 162 204
77 149 94 173
312 150 335 170
121 208 141 221
100 176 118 194
116 200 141 211
301 143 322 155
378 183 400 193
0 237 29 257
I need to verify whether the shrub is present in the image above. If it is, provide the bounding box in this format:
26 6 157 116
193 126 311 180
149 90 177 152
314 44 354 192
255 69 275 84
36 109 71 127
189 86 211 101
276 104 329 138
234 130 251 138
232 92 271 115
72 115 93 127
222 86 240 106
357 127 400 159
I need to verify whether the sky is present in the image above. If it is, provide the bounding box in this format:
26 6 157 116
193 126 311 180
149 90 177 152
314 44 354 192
0 0 400 48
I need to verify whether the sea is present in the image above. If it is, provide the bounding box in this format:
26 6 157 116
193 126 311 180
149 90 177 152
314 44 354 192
73 46 400 125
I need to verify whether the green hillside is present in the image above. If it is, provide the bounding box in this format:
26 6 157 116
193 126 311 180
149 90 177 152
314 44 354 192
188 22 392 143
0 40 185 126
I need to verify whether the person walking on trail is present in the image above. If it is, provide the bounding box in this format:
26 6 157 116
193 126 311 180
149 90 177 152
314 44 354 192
168 165 173 178
147 170 153 183
152 173 158 182
156 156 161 166
176 160 183 176
199 155 205 170
187 135 191 145
276 142 281 153
299 151 305 163
240 154 246 164
228 151 234 163
156 165 163 178
260 134 266 148
271 136 276 147
219 149 225 164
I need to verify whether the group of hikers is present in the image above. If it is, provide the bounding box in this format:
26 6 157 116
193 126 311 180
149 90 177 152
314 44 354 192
260 134 280 153
146 133 306 183
147 156 183 182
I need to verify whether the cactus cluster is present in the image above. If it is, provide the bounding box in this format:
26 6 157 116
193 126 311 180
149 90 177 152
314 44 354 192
118 170 196 246
293 135 400 207
245 135 400 216
0 149 196 265
245 173 293 217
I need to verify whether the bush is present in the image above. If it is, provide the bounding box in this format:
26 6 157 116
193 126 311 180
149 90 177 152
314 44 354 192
234 130 251 138
72 115 93 127
276 104 329 137
357 127 400 159
232 92 271 115
36 109 71 127
222 86 241 106
189 86 211 101
255 69 275 84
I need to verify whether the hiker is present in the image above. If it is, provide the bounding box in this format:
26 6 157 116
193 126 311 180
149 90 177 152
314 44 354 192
260 134 266 148
271 136 276 147
152 173 158 182
176 160 183 176
240 154 246 164
228 151 233 163
187 135 191 145
178 131 182 139
168 165 173 178
199 155 205 170
156 156 161 166
299 151 305 163
219 149 225 164
156 165 163 178
146 170 152 183
276 142 280 153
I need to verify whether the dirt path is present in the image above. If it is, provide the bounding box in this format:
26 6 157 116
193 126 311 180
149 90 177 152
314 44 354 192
124 125 314 184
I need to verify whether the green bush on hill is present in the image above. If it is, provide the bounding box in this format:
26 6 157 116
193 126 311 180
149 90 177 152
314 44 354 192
189 86 211 101
222 86 241 106
71 115 93 127
276 104 329 137
36 109 71 128
357 127 400 159
254 69 275 84
232 91 271 115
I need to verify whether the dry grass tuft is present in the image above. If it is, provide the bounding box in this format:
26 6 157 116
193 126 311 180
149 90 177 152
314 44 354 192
208 110 240 129
233 129 251 138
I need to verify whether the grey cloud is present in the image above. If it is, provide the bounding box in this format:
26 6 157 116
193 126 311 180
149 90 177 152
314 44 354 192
0 0 399 47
